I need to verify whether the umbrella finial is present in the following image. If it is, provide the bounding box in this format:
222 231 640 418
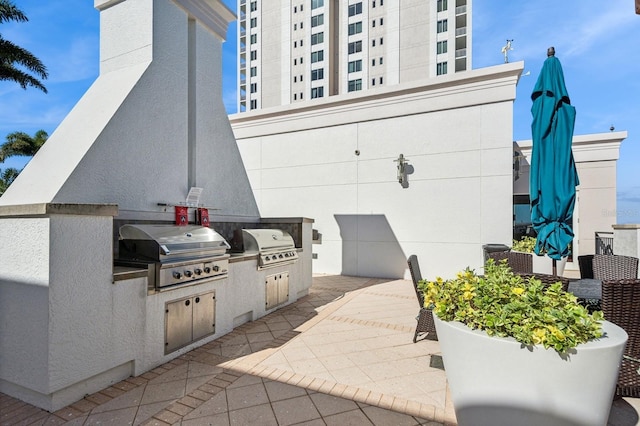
547 46 555 57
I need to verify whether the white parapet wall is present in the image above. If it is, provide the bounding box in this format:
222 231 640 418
231 62 524 279
613 224 640 277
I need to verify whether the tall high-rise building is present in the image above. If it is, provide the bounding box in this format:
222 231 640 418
237 0 472 112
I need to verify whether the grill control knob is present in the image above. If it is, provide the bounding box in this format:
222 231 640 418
279 254 284 259
212 265 220 272
194 268 202 275
173 271 182 279
265 256 270 261
203 266 211 274
184 270 193 278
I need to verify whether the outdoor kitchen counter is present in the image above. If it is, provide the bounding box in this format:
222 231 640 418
113 265 148 282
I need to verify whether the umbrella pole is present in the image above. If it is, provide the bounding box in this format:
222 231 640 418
552 258 557 276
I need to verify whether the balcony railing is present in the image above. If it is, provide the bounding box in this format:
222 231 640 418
455 5 467 15
455 27 467 36
595 231 614 255
455 48 466 58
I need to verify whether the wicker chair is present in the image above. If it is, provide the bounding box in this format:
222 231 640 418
578 255 595 279
488 251 533 274
601 279 640 397
593 255 639 280
516 272 570 292
407 255 437 342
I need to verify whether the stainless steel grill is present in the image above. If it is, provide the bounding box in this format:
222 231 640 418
116 224 230 291
241 229 298 270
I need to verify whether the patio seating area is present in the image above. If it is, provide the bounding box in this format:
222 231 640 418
2 273 640 425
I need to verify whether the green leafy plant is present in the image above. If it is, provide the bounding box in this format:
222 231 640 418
512 235 537 253
418 260 603 354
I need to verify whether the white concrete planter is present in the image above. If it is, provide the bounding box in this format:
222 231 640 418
513 251 567 275
434 315 627 426
532 254 567 275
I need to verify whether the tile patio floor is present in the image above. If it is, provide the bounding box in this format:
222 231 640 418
2 274 640 425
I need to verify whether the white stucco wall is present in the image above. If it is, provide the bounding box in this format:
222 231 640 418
0 209 124 411
231 62 523 279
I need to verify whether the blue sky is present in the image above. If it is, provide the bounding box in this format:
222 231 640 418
1 1 639 223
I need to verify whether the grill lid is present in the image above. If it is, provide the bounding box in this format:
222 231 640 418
242 229 295 253
119 224 230 260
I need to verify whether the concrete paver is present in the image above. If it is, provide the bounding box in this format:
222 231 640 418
1 274 638 425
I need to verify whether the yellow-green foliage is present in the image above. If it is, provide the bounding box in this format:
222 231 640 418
418 260 603 354
512 236 537 253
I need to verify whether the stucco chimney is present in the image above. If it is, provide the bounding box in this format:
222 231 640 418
0 0 259 221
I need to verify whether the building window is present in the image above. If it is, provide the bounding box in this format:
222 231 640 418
311 32 324 45
250 83 257 93
437 40 448 54
294 58 297 65
380 17 383 25
379 76 383 84
300 4 303 11
380 0 383 5
372 58 375 66
294 76 297 83
250 67 257 77
379 57 383 64
250 50 257 60
250 99 257 109
437 61 448 75
311 50 324 63
300 74 303 81
294 93 297 100
300 92 303 99
437 19 448 33
372 19 375 28
294 23 297 30
294 6 297 13
311 68 324 81
300 21 304 29
250 17 257 28
348 3 362 17
311 86 324 98
311 0 324 9
372 39 375 47
250 1 257 12
300 39 304 46
372 0 376 6
348 78 362 92
371 78 375 86
311 14 324 27
348 40 362 54
294 41 297 48
437 0 448 12
251 34 257 44
348 22 362 35
348 59 362 73
380 37 383 45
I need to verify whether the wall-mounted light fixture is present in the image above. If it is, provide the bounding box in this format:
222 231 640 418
394 154 409 186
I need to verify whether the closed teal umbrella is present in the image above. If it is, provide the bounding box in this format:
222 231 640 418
530 47 579 268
